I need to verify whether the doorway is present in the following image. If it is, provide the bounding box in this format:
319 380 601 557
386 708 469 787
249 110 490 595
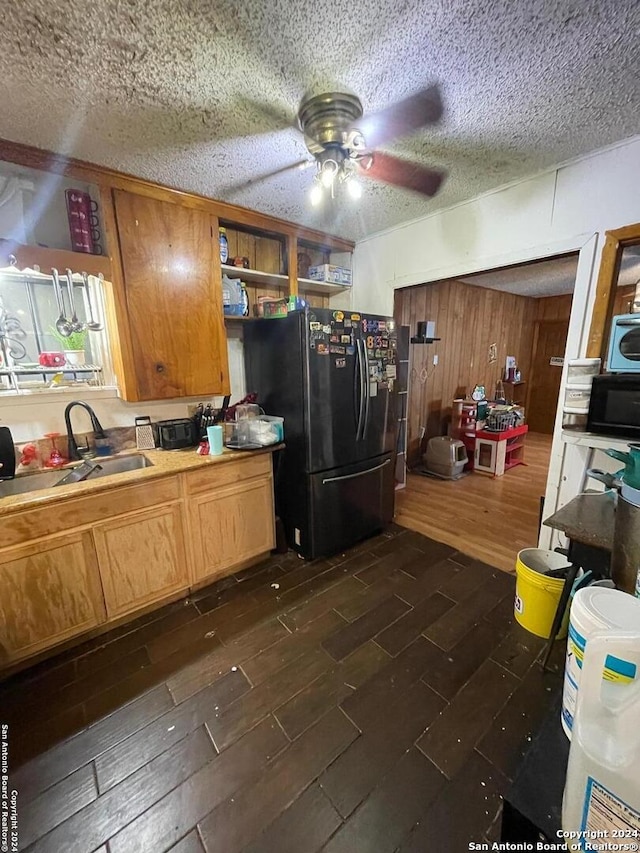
394 253 577 572
527 318 571 433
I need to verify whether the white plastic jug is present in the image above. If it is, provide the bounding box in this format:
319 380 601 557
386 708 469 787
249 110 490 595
562 631 640 850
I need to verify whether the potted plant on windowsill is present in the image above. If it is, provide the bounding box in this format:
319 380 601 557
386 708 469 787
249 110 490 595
50 328 88 366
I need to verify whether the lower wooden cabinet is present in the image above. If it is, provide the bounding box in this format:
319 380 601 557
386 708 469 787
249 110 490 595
93 501 189 619
0 531 105 663
0 457 276 668
190 476 275 583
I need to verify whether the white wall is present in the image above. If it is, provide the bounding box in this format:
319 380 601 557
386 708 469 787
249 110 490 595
352 135 640 548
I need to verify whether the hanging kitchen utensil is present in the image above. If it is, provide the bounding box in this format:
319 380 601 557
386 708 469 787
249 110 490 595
65 268 85 332
81 271 103 331
52 268 72 337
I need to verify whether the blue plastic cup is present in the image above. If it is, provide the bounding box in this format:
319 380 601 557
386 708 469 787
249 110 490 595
207 425 224 456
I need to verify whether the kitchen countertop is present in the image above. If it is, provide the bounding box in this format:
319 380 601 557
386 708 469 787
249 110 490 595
543 490 615 552
0 444 283 516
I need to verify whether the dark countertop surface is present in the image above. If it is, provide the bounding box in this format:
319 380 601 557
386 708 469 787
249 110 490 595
502 692 568 841
544 491 615 552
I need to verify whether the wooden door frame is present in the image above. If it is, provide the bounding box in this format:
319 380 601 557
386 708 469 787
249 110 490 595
586 222 640 358
525 318 570 430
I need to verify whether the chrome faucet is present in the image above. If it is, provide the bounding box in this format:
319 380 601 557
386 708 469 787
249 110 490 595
64 401 107 460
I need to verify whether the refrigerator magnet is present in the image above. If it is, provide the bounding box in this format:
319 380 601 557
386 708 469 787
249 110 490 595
341 335 351 344
316 343 329 354
346 346 355 356
386 364 397 379
351 313 360 321
369 382 378 397
335 358 346 368
322 325 331 334
310 322 321 330
333 311 344 321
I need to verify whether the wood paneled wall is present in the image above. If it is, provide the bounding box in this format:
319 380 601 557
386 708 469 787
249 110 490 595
535 294 573 322
395 284 576 464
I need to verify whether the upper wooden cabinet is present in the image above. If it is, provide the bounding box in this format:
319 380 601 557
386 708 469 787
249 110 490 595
108 188 230 401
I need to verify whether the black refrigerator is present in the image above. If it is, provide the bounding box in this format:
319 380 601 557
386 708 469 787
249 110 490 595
244 307 398 559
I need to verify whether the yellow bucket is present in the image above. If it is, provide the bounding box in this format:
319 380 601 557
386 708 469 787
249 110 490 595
514 548 572 639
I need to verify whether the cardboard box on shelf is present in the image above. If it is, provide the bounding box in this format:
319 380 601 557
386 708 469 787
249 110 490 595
307 264 352 285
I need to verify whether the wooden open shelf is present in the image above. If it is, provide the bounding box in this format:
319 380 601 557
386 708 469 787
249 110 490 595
297 277 350 295
0 238 112 280
221 265 288 288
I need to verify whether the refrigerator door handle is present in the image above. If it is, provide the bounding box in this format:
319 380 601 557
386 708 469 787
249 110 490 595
354 341 361 435
362 343 371 440
322 457 391 484
356 338 366 440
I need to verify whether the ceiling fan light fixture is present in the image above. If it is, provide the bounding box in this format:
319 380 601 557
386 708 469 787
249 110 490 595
309 182 323 206
347 178 362 200
320 159 338 188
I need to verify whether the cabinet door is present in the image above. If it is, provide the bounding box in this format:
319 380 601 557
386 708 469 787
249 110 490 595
0 532 106 663
190 477 275 583
93 502 188 619
113 189 230 400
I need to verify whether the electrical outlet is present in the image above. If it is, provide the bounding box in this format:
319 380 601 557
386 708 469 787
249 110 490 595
433 354 438 366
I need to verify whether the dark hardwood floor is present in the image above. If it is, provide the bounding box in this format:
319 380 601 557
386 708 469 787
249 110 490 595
1 525 564 852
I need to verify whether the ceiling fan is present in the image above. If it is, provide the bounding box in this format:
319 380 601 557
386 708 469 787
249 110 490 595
296 84 446 203
225 84 446 204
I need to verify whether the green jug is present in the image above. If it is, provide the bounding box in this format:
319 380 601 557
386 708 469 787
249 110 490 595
605 444 640 489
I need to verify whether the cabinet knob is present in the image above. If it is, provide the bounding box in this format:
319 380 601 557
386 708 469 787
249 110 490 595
155 363 165 373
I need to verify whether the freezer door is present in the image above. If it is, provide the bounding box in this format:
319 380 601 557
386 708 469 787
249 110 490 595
306 307 364 472
303 452 395 559
359 315 399 459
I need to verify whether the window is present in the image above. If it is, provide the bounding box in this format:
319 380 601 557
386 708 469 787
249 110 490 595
0 269 110 393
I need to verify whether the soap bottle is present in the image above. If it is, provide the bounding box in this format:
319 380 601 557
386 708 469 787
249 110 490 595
219 228 229 264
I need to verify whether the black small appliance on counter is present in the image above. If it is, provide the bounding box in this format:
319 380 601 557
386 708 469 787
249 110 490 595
0 427 16 481
155 418 197 450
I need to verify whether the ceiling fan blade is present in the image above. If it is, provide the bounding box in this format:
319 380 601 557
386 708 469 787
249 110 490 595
359 152 445 197
220 160 313 196
352 84 443 148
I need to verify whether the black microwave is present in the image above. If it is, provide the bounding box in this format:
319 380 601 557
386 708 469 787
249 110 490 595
587 374 640 439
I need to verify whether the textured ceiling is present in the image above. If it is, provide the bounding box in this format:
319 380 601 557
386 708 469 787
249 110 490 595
0 0 639 241
459 255 580 297
459 246 640 297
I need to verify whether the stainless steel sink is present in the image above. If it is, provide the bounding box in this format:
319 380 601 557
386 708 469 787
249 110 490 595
92 454 154 477
0 470 63 496
0 454 154 498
